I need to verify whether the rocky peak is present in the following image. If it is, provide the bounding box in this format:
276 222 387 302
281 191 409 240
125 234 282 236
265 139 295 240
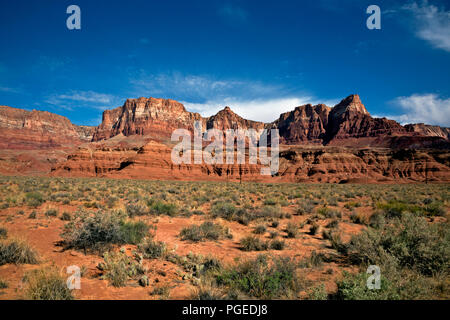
206 106 265 131
331 94 370 118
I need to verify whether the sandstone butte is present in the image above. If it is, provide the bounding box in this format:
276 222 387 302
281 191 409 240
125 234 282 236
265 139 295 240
0 94 449 183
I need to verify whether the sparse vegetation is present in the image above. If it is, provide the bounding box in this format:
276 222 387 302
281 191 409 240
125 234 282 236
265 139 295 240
0 239 39 265
23 267 73 300
0 176 448 300
180 222 232 242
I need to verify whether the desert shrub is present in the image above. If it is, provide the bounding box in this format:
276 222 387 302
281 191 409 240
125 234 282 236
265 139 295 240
269 231 279 239
211 202 237 220
0 227 7 239
270 239 286 250
344 202 361 210
61 210 148 252
150 285 171 299
138 238 167 259
190 284 225 300
150 201 177 216
285 222 299 238
0 239 39 265
309 223 320 235
349 212 368 225
270 221 279 228
297 200 315 215
0 279 8 289
106 196 118 208
377 200 420 218
325 219 339 229
120 221 149 244
216 255 302 299
45 209 58 217
334 269 439 300
307 284 328 300
60 212 72 221
28 211 37 219
25 192 44 207
240 236 268 251
253 225 266 235
180 222 231 242
98 251 145 287
299 250 324 268
317 207 341 219
423 202 445 217
346 214 449 276
126 203 148 217
23 267 73 300
368 212 385 229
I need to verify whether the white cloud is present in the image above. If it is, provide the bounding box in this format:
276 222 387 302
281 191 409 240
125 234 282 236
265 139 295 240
0 86 21 94
403 1 450 52
390 93 450 127
45 90 122 111
129 72 287 102
183 97 339 123
129 71 337 122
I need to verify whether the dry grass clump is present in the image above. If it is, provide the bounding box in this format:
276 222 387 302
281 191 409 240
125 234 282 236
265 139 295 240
0 238 39 265
23 267 73 300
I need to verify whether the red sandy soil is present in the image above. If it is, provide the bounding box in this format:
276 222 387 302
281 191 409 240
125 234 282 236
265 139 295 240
0 201 363 300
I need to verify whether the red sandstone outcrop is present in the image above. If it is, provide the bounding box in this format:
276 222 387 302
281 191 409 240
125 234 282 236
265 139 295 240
51 140 450 183
2 94 450 182
92 97 204 142
0 105 94 149
206 106 265 131
272 104 331 144
324 94 407 144
405 123 450 140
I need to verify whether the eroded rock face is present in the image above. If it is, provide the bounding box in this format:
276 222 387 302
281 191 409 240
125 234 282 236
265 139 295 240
92 97 205 142
3 95 450 182
324 94 406 144
206 106 265 131
0 106 94 149
273 104 331 144
51 141 450 183
92 99 266 142
405 123 450 140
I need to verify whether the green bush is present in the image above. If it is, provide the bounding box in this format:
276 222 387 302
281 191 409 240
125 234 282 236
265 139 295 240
346 214 449 276
60 212 72 221
211 202 237 220
138 238 167 259
120 221 149 245
253 225 266 235
61 210 148 252
216 255 302 299
150 201 177 216
180 222 232 242
377 200 420 218
98 251 145 287
269 239 286 250
25 192 44 208
285 222 299 238
240 236 268 251
126 203 148 217
45 209 58 217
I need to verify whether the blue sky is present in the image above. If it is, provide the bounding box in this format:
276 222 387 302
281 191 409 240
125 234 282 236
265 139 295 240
0 0 449 126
